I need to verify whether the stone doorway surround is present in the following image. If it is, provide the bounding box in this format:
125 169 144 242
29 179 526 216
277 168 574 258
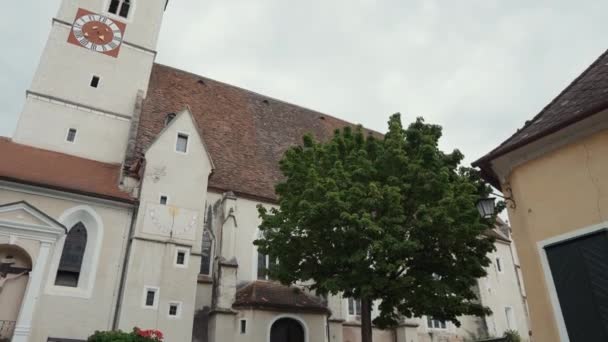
0 201 66 342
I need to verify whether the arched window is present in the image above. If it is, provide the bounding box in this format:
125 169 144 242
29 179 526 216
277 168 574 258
108 0 132 19
200 230 213 275
55 222 87 287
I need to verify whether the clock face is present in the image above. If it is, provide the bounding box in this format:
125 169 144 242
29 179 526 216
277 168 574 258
68 8 126 58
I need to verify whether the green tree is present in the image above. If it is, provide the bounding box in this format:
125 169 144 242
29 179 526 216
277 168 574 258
255 114 498 342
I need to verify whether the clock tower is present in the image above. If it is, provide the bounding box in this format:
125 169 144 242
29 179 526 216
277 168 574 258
12 0 168 164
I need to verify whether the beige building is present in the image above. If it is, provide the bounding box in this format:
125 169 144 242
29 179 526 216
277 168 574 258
0 0 528 341
474 49 608 342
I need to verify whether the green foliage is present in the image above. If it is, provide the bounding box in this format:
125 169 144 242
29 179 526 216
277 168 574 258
88 328 163 342
503 330 522 342
255 114 498 329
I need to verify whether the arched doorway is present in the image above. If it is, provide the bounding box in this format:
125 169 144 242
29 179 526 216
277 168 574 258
270 318 305 342
0 245 32 341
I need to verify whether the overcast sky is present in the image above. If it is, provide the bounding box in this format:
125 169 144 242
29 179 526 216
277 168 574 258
1 1 607 165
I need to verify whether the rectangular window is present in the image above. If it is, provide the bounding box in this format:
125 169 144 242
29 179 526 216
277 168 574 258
348 297 361 318
145 290 155 307
90 76 100 88
160 195 168 205
176 251 185 265
119 0 131 18
142 286 159 309
174 248 189 268
496 257 503 273
108 0 120 14
168 301 181 318
240 319 247 334
257 252 268 280
66 128 77 143
176 133 189 153
427 317 447 329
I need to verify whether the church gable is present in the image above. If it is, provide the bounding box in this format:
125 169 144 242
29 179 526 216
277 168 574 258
0 201 66 235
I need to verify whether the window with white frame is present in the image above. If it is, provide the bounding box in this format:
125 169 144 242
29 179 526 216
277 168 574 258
174 247 189 268
427 317 447 329
200 230 213 275
176 133 189 153
142 286 159 309
66 128 77 143
257 251 275 280
168 301 182 318
347 297 362 320
108 0 132 18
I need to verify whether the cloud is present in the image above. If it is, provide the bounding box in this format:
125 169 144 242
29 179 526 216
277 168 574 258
2 0 607 165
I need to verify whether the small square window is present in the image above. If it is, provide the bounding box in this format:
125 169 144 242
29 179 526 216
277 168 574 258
174 248 189 268
168 302 181 318
240 319 247 334
66 128 77 142
176 251 186 265
176 133 189 153
160 195 168 205
169 304 178 316
90 76 100 88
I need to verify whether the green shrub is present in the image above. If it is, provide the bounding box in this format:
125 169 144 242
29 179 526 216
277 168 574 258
503 330 522 342
88 328 163 342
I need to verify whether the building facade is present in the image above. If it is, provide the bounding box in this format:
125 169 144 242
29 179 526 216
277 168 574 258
0 1 528 341
474 49 608 342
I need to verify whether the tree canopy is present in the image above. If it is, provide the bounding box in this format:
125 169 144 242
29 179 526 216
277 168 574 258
255 114 498 339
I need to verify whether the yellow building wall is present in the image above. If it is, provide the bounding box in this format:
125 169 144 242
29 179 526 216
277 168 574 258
506 129 608 342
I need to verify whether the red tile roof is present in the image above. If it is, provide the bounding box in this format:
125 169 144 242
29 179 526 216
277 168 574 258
130 63 379 201
0 138 132 202
233 281 329 314
474 48 608 176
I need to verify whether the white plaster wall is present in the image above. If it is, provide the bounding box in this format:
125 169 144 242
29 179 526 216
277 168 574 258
118 239 200 341
195 282 213 310
118 110 212 341
13 95 131 163
208 193 275 284
476 242 529 340
136 110 213 249
57 0 167 51
0 186 133 341
23 22 154 117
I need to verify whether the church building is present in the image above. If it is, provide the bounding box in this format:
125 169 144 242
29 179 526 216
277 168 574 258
0 1 529 341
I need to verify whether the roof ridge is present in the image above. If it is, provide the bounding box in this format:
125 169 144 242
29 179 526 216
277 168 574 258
153 63 383 135
474 47 608 165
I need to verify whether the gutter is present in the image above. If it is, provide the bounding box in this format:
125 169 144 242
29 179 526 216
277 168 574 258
112 202 140 330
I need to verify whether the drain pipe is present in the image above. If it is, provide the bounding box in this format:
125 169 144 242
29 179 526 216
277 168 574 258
112 203 140 330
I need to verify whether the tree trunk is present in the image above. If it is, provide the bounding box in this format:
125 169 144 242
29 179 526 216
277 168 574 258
361 297 373 342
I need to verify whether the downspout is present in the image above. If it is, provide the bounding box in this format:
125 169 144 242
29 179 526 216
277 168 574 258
112 202 140 330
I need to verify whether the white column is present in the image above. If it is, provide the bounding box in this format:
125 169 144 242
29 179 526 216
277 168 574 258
13 241 52 342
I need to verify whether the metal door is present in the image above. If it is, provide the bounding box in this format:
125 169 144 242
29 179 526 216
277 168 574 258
545 229 608 341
